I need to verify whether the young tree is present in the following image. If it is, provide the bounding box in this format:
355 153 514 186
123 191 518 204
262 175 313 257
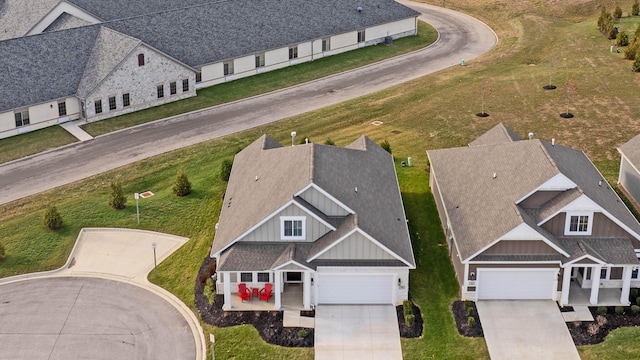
0 242 5 261
44 206 63 231
561 79 577 118
172 169 192 196
625 41 639 60
220 159 233 182
633 0 640 16
324 138 336 146
633 52 640 72
614 5 623 20
380 140 392 154
109 181 126 209
617 31 630 46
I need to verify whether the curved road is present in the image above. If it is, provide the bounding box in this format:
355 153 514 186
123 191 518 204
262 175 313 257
0 2 496 205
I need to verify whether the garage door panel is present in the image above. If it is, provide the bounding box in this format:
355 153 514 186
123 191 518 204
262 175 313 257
317 274 393 304
477 269 557 300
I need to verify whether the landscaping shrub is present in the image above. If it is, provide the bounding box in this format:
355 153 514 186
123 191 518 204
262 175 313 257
297 329 309 338
632 305 640 314
626 41 639 60
172 169 192 196
615 306 624 315
636 296 640 305
464 300 473 310
614 5 623 20
405 314 415 327
467 307 475 317
43 206 63 231
403 300 413 316
634 0 640 16
597 306 608 315
324 138 335 146
633 52 640 72
380 140 392 154
631 288 639 300
616 31 630 46
467 316 475 327
109 181 126 209
220 159 233 181
204 278 215 305
0 242 5 261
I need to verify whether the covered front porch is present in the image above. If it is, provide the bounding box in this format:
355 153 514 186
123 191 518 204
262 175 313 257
560 264 634 306
226 283 305 311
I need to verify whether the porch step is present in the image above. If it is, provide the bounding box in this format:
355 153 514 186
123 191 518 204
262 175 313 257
562 306 594 322
283 310 315 328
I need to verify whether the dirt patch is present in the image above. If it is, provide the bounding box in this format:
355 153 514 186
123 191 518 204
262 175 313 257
396 301 424 338
566 306 640 345
452 301 484 337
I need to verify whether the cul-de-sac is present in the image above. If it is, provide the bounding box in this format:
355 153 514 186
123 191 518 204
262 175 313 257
1 0 640 359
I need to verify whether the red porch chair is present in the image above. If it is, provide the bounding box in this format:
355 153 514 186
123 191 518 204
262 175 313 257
259 283 273 302
238 283 251 302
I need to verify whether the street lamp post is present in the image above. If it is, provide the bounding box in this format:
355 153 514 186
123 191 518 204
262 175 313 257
210 334 215 360
151 242 157 270
135 192 140 224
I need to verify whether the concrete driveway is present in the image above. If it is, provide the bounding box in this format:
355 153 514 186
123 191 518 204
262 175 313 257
314 305 401 360
476 300 580 360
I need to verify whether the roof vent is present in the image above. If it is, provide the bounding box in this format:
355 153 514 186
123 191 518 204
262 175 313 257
291 131 297 146
255 175 259 181
598 180 602 186
492 172 497 179
305 137 309 144
357 6 363 12
528 132 534 140
355 186 358 193
552 138 555 146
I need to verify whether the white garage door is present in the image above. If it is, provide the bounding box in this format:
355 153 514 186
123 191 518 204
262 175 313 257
316 274 394 304
477 268 558 300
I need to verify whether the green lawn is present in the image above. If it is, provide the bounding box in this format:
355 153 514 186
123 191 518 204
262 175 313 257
0 126 77 164
3 0 640 358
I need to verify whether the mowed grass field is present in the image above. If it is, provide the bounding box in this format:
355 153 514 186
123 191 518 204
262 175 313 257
2 0 640 358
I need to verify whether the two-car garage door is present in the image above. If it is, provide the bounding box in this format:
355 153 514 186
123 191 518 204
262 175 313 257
316 274 394 304
477 268 558 300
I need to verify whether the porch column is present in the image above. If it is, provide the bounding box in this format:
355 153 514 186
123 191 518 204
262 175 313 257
560 266 572 305
274 271 282 310
621 266 632 305
590 265 602 305
303 271 311 310
223 272 232 310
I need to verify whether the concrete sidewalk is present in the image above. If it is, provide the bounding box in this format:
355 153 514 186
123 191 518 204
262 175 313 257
60 121 93 141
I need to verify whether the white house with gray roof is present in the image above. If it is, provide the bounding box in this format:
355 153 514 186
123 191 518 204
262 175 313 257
210 135 415 310
428 123 640 306
0 0 419 139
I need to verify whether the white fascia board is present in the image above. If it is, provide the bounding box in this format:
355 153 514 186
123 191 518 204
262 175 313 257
498 223 570 257
292 201 336 231
295 183 354 214
563 254 607 267
515 173 577 204
26 1 103 36
467 260 561 265
272 260 315 272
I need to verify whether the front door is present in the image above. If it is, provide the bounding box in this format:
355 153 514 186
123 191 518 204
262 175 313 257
285 271 302 283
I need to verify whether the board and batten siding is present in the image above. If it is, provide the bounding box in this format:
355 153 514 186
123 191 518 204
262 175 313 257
0 97 81 139
541 212 635 239
299 186 349 216
482 240 558 255
240 204 330 242
317 231 395 260
620 156 640 207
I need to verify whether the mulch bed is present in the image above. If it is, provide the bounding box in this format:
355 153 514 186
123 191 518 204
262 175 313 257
566 306 640 345
396 301 424 338
452 301 483 337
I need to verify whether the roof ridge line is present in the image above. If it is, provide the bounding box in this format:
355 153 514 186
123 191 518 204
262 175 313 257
309 144 315 182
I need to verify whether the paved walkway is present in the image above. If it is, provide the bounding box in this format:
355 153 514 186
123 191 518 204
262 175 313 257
0 2 497 205
0 228 205 360
314 305 401 360
476 300 580 360
60 121 93 141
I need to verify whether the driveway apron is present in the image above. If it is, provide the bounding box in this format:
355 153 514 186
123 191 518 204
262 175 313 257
315 305 401 360
476 300 580 360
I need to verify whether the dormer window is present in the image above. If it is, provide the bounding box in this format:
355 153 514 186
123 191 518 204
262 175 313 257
138 53 145 66
564 211 593 235
281 216 305 240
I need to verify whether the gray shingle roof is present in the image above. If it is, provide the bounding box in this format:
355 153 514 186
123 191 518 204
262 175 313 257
0 0 59 40
66 0 215 21
103 0 419 67
211 135 415 268
558 238 640 265
468 122 522 147
217 242 313 271
428 125 640 262
44 12 92 33
0 25 101 112
618 133 640 169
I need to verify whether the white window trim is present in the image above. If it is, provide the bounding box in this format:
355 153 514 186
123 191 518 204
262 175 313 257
564 211 593 235
281 216 305 240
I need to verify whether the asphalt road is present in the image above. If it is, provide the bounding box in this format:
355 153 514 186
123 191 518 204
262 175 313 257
0 277 196 360
0 2 497 205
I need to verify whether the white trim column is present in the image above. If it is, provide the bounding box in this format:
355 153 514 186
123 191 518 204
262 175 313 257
275 271 282 310
590 265 602 305
621 266 632 305
303 271 311 310
223 272 232 310
560 266 572 305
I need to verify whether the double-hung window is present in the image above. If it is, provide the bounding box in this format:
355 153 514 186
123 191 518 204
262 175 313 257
170 81 177 95
357 30 366 43
182 79 189 92
255 53 265 68
157 85 164 98
281 216 305 240
289 46 298 60
14 110 29 127
257 273 270 282
123 93 130 107
108 96 116 110
223 61 234 76
322 38 330 52
240 272 253 282
58 101 67 116
94 100 103 114
564 212 593 235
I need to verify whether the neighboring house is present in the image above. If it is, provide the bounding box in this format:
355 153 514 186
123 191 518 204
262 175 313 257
0 0 420 139
617 133 640 208
427 123 640 305
210 135 416 310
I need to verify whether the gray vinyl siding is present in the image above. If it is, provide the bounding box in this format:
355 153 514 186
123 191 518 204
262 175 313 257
299 186 349 216
241 203 330 242
620 157 640 206
450 247 465 288
541 212 634 238
430 173 449 232
519 191 563 208
482 240 558 255
316 231 395 260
